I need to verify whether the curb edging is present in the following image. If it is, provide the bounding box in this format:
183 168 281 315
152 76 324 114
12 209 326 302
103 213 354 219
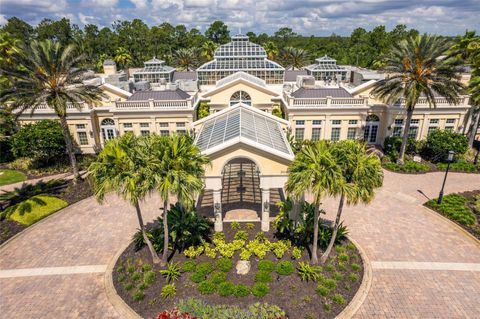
335 236 373 319
104 241 143 319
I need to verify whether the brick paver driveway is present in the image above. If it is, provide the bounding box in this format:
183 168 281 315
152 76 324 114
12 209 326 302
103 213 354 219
0 170 479 318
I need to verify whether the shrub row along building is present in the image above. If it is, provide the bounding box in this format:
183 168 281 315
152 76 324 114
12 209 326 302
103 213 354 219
17 34 474 231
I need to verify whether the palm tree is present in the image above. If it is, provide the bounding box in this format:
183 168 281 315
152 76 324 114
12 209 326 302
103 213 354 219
263 41 279 60
201 40 218 61
279 47 310 70
174 48 199 71
372 34 464 163
150 134 209 265
88 134 161 264
285 141 343 264
114 47 132 69
320 140 383 263
0 40 104 183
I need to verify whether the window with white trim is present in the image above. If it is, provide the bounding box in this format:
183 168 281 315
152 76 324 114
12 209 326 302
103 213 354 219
140 123 150 128
159 122 169 128
312 120 322 126
176 122 186 128
446 119 455 124
393 126 403 137
331 127 341 141
347 128 356 140
332 120 341 125
394 119 403 125
429 119 439 124
295 128 304 141
311 128 321 141
160 130 169 136
348 120 358 125
123 123 133 128
76 124 88 146
295 120 305 126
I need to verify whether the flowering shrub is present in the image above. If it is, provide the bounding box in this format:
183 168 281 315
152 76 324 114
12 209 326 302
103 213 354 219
156 308 197 319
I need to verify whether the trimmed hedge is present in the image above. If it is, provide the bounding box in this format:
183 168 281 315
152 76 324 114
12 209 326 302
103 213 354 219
426 194 476 225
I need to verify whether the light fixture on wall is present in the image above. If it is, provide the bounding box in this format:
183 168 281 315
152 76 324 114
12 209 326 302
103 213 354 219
263 201 269 211
214 202 221 218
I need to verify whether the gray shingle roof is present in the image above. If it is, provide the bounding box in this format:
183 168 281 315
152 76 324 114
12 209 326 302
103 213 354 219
284 70 308 82
291 87 352 98
172 71 197 81
128 89 191 101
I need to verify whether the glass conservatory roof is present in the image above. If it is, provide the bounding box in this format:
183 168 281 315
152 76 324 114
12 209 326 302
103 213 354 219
195 104 293 158
134 57 175 75
306 55 347 72
214 34 267 58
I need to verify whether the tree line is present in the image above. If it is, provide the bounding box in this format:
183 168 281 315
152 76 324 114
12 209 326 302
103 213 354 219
1 17 421 70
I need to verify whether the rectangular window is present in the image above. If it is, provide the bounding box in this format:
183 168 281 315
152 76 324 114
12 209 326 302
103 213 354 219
312 120 322 126
332 120 341 125
311 128 321 141
410 119 420 125
408 127 418 139
348 120 358 125
445 126 454 132
159 122 169 128
394 119 403 125
331 127 341 141
123 123 133 128
428 127 438 135
76 124 86 130
347 128 356 140
140 130 150 136
177 129 187 135
429 119 439 124
160 130 169 136
295 120 305 126
140 123 150 128
393 126 403 137
295 128 304 141
176 122 186 128
77 131 88 145
446 119 455 124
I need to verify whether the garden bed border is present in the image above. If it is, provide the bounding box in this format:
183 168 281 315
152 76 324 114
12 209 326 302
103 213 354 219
104 235 373 319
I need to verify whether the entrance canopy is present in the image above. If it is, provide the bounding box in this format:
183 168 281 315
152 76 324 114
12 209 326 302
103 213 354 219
194 103 294 161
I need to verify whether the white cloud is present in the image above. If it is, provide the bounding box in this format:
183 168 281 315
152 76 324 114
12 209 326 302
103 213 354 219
130 0 148 9
82 0 118 8
0 15 8 25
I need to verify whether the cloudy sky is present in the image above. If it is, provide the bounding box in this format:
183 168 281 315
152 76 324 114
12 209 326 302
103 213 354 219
0 0 479 35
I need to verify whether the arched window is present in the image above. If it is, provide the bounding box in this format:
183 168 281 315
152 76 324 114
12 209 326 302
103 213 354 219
101 118 115 126
230 91 251 106
366 114 380 122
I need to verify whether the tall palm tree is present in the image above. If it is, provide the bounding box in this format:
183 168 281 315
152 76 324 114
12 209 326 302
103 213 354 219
448 31 480 145
114 47 132 69
372 34 464 163
174 48 199 71
150 134 209 265
320 140 383 263
88 134 160 264
263 41 279 60
0 40 104 183
279 47 310 70
285 141 343 264
201 40 218 61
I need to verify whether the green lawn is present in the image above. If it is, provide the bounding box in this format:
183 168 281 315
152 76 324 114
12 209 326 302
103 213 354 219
0 170 27 186
8 195 68 226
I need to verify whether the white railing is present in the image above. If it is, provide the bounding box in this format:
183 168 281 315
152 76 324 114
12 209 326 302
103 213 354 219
293 98 327 106
286 94 368 107
115 98 194 110
153 100 189 108
396 96 467 107
25 102 88 113
115 101 150 109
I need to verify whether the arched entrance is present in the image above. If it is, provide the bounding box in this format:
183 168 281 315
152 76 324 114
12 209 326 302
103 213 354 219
364 114 380 144
221 158 261 220
100 118 117 144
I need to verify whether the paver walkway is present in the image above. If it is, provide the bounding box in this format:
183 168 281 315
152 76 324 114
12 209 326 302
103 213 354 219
0 170 479 318
0 170 86 193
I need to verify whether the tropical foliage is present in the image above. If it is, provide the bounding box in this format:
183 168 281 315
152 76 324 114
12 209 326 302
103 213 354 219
372 34 464 163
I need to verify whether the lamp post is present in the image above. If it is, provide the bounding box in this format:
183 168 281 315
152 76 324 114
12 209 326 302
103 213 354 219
437 151 454 205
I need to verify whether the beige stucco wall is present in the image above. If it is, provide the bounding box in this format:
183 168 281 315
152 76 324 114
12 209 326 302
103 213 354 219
204 144 290 178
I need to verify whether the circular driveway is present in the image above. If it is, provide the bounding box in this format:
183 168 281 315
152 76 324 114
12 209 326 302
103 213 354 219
0 171 479 318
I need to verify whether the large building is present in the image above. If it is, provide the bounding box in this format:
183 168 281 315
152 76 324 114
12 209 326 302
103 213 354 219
16 35 473 231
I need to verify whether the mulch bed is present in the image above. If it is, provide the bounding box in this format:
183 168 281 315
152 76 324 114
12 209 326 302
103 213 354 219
113 222 364 319
457 190 480 240
0 177 93 245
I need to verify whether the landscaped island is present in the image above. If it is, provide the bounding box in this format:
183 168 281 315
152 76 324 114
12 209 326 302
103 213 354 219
113 217 364 319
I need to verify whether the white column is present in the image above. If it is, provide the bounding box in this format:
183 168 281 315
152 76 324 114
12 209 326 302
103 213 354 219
212 189 223 232
261 188 270 232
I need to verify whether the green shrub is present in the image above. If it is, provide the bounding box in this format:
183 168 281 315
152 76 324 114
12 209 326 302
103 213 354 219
198 280 216 295
131 272 141 282
426 194 476 225
231 221 241 230
297 262 321 282
234 230 249 241
351 263 362 271
123 282 134 291
332 272 343 281
10 120 66 164
272 240 291 258
437 160 479 172
323 303 332 312
338 253 349 263
216 258 233 272
276 261 294 276
255 270 273 283
197 102 210 119
332 293 346 305
143 270 156 285
182 261 196 273
338 263 347 271
2 195 68 226
218 281 236 297
292 246 302 259
252 282 270 297
190 271 205 283
234 284 251 297
245 223 255 230
239 248 252 261
196 261 214 275
161 284 176 299
210 271 227 285
316 284 330 297
422 129 469 162
159 262 181 282
258 260 276 272
141 264 152 272
384 136 421 160
349 273 359 282
132 290 145 301
323 278 337 290
383 160 430 173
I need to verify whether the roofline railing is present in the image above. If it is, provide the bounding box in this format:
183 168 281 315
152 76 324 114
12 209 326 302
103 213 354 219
284 92 368 107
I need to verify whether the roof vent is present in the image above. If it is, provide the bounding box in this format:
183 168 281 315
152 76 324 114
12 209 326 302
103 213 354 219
296 75 315 89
